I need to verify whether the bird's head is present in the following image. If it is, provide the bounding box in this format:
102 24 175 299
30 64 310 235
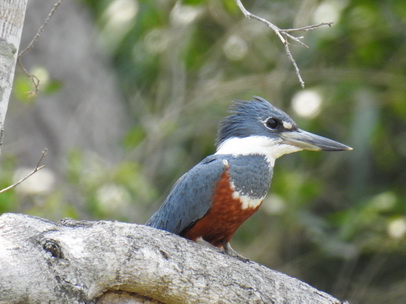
216 96 352 164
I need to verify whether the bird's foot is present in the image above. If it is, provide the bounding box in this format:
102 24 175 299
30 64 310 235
222 242 250 262
195 238 250 262
195 238 223 253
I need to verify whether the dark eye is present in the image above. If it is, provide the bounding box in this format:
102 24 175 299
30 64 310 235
265 118 280 129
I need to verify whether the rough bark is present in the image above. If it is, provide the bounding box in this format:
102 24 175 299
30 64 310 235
0 0 27 152
0 213 346 304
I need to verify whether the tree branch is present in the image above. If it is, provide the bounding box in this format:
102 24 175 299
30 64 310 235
0 148 47 194
0 0 28 154
17 0 64 96
0 213 347 303
235 0 333 88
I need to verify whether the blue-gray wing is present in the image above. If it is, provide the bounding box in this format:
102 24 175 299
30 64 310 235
146 155 227 234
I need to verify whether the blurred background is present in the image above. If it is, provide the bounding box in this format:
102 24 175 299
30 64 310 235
1 0 405 303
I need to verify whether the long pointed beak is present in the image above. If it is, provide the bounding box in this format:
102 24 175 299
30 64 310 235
280 129 353 151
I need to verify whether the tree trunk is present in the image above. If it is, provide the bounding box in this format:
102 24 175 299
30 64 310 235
0 213 347 304
0 0 27 152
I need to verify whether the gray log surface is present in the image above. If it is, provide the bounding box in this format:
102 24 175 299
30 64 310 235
0 213 346 304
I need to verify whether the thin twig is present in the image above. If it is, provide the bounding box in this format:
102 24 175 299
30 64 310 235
0 149 48 194
284 38 304 88
17 59 40 96
283 22 333 33
235 0 286 43
18 0 64 57
17 0 64 96
235 0 333 88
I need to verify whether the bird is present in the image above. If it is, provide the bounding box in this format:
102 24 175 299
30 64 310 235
146 96 352 258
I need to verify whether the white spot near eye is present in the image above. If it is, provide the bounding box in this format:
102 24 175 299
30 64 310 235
282 121 293 130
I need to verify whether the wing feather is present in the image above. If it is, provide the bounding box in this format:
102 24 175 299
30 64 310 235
146 155 227 234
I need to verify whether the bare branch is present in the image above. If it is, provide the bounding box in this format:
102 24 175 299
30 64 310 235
235 0 286 43
0 148 48 194
283 22 334 33
18 0 64 57
17 0 64 96
16 59 40 96
283 38 305 88
235 0 333 88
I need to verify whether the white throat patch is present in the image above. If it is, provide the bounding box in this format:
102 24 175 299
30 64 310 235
215 136 302 165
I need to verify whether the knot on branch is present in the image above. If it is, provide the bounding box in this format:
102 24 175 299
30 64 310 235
42 239 64 259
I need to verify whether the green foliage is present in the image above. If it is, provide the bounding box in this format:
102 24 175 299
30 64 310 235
0 156 17 213
12 66 62 101
13 75 34 103
66 150 158 221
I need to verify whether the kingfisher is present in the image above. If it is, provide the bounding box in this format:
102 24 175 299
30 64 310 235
146 96 351 257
